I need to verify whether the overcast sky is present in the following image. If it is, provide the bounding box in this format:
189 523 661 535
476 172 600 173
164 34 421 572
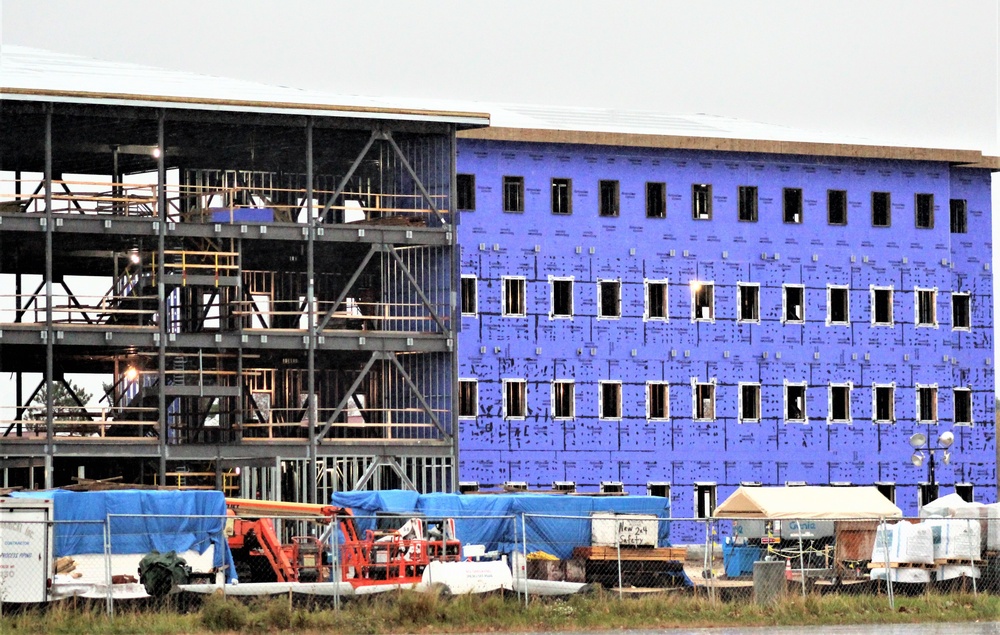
0 0 999 404
2 0 997 151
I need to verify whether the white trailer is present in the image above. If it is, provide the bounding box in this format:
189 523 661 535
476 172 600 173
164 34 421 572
0 497 54 603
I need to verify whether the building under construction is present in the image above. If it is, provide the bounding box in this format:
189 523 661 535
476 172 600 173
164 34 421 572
0 46 488 501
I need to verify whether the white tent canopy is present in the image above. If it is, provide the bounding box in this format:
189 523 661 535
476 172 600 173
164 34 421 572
713 486 903 519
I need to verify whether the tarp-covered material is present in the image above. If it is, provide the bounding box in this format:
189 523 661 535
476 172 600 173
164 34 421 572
331 491 672 560
12 490 235 580
713 486 903 519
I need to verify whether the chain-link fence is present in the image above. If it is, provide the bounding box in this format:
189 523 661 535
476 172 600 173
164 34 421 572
3 510 1000 616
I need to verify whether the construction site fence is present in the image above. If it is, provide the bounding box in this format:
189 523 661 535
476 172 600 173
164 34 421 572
2 514 1000 616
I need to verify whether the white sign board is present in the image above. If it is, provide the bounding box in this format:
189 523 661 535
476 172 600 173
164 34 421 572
591 512 658 547
0 497 53 603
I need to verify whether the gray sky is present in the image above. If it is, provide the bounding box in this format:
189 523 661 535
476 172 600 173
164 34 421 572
0 0 998 405
2 0 997 151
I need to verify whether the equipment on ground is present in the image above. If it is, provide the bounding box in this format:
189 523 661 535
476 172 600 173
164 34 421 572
225 498 489 591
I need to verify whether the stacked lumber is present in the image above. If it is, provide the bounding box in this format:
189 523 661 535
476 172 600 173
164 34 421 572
572 546 687 561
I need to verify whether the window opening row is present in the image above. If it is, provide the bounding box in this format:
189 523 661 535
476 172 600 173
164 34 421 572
461 276 972 329
458 380 974 425
456 174 968 233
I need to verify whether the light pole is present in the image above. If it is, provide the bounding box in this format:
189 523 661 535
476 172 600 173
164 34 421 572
908 429 955 505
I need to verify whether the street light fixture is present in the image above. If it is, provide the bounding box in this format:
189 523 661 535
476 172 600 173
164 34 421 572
909 429 955 506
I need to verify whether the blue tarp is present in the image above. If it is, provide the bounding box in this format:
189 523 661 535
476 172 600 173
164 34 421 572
12 489 236 582
330 491 672 560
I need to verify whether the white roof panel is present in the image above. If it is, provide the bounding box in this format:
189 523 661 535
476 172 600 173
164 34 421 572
0 46 489 126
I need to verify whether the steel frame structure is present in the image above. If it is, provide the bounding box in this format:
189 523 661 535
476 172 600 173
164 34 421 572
0 99 467 501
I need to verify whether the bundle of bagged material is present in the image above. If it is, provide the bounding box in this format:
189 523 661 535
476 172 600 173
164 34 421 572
869 522 934 584
920 493 1000 552
870 521 934 564
926 518 981 562
986 503 1000 551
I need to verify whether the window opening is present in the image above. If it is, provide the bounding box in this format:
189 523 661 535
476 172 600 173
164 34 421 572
456 174 475 211
691 281 714 321
647 482 671 498
552 381 574 419
873 384 895 423
738 283 759 323
460 275 477 317
646 182 666 218
550 277 573 318
739 383 761 423
645 280 668 321
600 381 622 419
828 286 849 325
692 183 712 219
829 384 851 423
693 381 715 420
502 277 526 317
783 284 805 323
916 385 938 423
598 279 621 319
503 379 526 419
950 199 967 233
458 379 478 418
783 187 803 223
915 288 936 327
647 382 669 420
875 482 896 504
828 189 847 225
915 193 934 228
955 483 974 503
599 180 619 217
503 176 524 213
952 293 970 330
551 178 572 215
918 483 939 508
738 185 758 222
695 483 717 518
954 387 972 425
872 191 891 227
872 287 893 325
785 383 807 423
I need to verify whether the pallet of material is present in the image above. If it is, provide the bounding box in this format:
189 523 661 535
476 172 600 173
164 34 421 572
865 561 936 570
934 557 981 565
573 546 687 561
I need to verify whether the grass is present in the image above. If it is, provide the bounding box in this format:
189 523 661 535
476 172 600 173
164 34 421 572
2 590 998 634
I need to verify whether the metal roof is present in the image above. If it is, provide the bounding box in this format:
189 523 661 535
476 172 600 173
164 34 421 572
0 45 490 127
463 103 998 168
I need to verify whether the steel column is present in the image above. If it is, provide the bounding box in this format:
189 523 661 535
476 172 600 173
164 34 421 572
157 110 167 484
306 117 317 504
44 106 54 489
448 125 460 492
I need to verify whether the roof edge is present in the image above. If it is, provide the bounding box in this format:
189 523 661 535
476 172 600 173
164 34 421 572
1 87 491 127
459 126 990 166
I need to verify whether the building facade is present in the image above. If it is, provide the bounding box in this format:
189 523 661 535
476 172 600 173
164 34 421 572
454 123 996 538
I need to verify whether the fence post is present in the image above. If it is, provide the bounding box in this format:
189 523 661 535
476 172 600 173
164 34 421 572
104 515 114 618
332 513 340 611
880 517 894 610
521 513 529 608
797 523 806 597
615 529 622 599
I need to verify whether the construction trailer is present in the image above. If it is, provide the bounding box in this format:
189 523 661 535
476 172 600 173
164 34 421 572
0 46 488 499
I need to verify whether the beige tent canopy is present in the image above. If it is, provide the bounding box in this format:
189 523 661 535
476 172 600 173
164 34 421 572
713 486 903 519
